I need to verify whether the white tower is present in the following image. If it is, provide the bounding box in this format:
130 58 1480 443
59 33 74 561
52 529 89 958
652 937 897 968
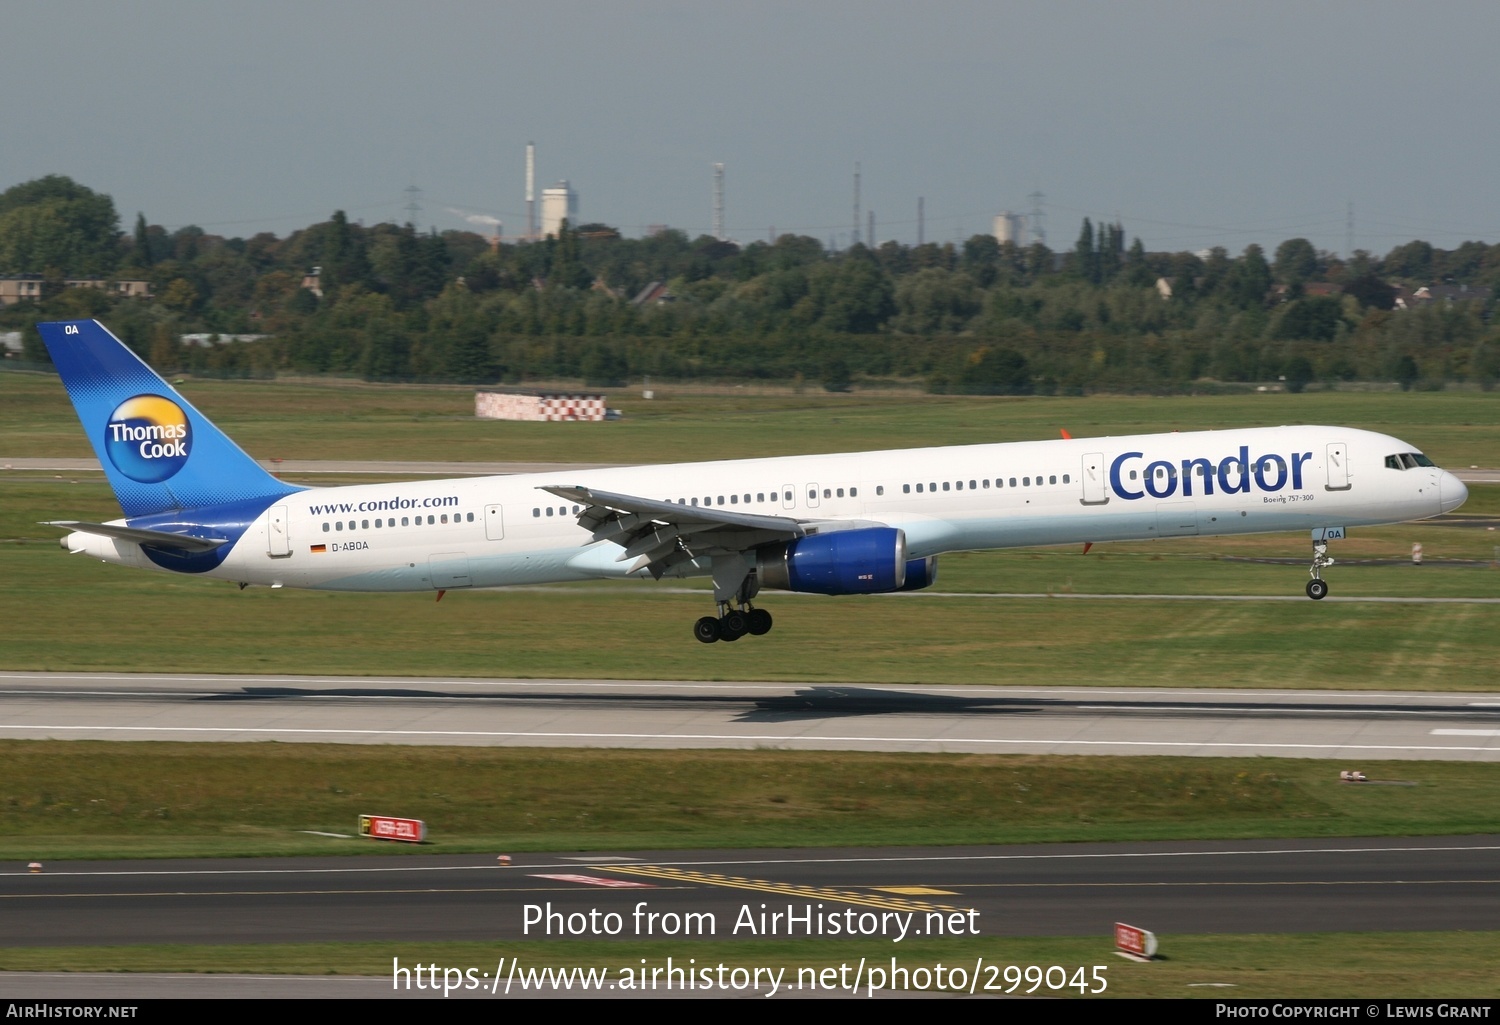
541 180 578 238
525 143 536 241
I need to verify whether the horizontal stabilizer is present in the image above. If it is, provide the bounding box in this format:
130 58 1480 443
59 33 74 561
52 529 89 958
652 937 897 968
43 520 228 553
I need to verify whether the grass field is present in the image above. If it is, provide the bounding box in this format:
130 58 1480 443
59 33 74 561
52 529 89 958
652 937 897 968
4 368 1498 466
4 744 1498 860
2 932 1496 997
3 372 1496 996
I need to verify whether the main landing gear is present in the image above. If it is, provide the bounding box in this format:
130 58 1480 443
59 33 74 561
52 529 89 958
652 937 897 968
695 556 774 642
1306 538 1334 600
694 604 773 643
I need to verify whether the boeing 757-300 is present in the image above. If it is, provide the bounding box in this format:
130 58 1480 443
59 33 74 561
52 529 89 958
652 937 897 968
36 319 1469 642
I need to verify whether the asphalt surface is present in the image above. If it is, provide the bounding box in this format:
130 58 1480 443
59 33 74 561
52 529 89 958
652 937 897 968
4 836 1498 948
2 673 1498 760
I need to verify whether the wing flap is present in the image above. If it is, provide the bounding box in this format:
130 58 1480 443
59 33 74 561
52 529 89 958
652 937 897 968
543 485 807 535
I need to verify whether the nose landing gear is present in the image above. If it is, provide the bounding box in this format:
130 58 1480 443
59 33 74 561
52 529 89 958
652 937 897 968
1306 539 1334 600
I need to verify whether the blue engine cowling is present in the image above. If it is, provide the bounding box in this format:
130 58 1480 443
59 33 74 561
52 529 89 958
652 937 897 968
757 527 908 595
898 555 938 591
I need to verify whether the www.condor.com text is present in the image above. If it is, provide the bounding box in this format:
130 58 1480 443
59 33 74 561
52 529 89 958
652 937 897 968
392 956 1108 997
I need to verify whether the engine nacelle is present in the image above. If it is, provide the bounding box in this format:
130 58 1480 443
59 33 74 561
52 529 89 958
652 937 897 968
757 527 908 595
898 555 938 591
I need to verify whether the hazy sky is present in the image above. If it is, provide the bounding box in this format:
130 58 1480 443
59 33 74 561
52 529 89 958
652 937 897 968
6 1 1498 256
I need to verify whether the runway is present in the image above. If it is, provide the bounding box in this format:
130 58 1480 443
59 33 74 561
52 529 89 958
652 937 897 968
2 672 1498 759
3 836 1498 948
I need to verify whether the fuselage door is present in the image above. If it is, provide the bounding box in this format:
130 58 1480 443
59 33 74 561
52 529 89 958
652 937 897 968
484 504 505 541
781 484 796 510
1081 453 1108 505
268 505 291 557
805 483 821 509
1325 442 1351 491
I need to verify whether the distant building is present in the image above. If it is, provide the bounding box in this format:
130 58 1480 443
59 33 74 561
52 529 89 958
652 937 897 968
301 266 323 298
1393 283 1492 310
541 181 578 238
0 274 152 305
179 333 270 348
476 388 608 422
630 281 675 306
0 275 43 305
992 212 1024 245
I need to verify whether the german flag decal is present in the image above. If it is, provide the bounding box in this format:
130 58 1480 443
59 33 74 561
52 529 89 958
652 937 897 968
310 544 327 554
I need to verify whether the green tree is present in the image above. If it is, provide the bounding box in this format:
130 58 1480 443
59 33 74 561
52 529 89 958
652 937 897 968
0 175 120 275
1283 355 1314 393
1072 217 1098 284
961 234 1001 288
1274 296 1343 341
956 346 1031 395
1225 244 1273 309
130 212 153 268
1344 274 1396 310
1273 238 1318 291
821 356 852 392
1391 353 1420 390
891 267 981 333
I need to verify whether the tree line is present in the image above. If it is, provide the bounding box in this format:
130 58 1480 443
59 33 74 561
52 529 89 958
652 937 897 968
3 175 1499 393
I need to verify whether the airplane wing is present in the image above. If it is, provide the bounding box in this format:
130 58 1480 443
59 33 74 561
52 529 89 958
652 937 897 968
43 520 229 553
540 484 875 578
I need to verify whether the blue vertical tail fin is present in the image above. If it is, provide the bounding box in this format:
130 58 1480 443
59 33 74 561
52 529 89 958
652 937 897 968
36 319 301 518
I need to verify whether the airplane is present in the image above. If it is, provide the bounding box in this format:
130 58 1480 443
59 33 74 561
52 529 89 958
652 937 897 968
36 319 1470 643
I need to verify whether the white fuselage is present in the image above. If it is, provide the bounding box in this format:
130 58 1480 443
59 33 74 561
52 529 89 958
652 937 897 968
67 425 1467 591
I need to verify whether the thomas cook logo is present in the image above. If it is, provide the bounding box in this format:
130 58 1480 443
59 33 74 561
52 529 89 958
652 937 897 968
104 395 192 483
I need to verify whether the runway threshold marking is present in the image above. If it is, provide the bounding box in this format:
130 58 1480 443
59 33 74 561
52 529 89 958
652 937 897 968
606 866 971 914
0 885 687 901
529 874 655 888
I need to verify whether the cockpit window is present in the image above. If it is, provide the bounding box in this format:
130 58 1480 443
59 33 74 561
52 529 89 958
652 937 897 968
1385 455 1402 470
1400 453 1420 469
1410 452 1435 467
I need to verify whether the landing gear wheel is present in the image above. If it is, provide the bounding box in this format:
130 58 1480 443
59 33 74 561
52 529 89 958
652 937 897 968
1306 579 1329 600
747 608 773 635
693 616 721 643
719 609 748 641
